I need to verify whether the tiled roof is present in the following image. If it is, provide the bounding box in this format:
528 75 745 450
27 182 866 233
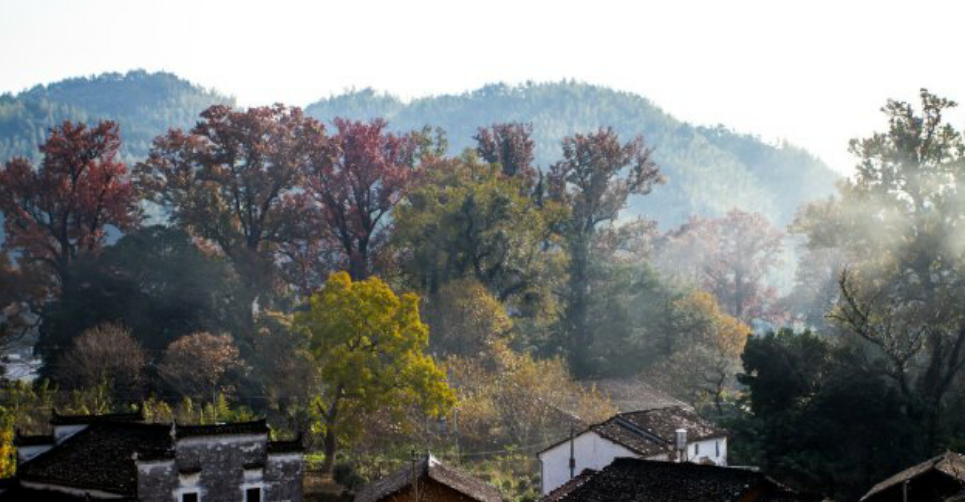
175 419 269 438
617 406 727 443
268 437 304 454
540 406 726 458
538 458 819 502
17 414 277 496
49 410 144 425
0 482 138 501
14 433 54 447
355 455 502 502
861 452 965 502
586 377 690 413
18 421 173 496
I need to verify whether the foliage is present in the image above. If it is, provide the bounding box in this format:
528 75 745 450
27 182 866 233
307 81 838 228
135 104 325 339
795 89 965 448
55 323 147 402
447 340 615 450
393 153 564 305
474 122 538 181
38 225 238 369
159 332 244 402
302 118 417 280
0 120 140 297
548 128 662 376
423 279 512 357
732 330 921 501
295 272 455 472
642 291 749 414
654 209 785 324
0 412 13 479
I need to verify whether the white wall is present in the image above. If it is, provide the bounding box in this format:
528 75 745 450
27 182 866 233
687 437 727 466
538 434 728 495
538 431 640 495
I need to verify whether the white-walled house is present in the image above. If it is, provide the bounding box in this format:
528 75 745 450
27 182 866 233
537 406 728 496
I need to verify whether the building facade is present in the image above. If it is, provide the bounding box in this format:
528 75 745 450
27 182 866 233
537 406 727 496
4 411 303 501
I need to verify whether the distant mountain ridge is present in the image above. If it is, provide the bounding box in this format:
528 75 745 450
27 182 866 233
306 83 839 226
0 71 837 234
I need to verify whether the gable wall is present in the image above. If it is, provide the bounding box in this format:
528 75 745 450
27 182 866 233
538 431 640 495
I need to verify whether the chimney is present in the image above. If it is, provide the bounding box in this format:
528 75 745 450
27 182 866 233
674 428 688 462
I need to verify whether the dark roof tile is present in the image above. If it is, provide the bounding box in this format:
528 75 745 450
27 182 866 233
355 455 501 502
539 458 819 502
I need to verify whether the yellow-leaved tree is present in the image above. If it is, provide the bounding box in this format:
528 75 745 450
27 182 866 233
295 272 455 473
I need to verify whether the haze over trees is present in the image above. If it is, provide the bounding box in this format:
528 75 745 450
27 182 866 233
1 70 961 502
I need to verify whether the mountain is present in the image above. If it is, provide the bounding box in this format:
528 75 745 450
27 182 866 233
307 83 839 227
0 70 234 164
0 72 837 238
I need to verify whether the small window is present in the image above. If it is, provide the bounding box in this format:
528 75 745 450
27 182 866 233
694 443 700 455
182 493 199 502
716 440 720 456
245 487 262 502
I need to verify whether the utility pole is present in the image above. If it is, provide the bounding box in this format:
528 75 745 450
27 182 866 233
568 427 576 479
411 448 419 502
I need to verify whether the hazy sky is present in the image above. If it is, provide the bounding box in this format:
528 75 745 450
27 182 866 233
1 0 962 174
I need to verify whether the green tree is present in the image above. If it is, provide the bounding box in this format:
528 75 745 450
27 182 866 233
547 128 662 377
294 272 455 473
393 153 564 305
733 330 920 501
37 226 238 370
797 89 965 448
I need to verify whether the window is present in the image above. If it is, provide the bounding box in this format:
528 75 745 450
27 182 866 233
694 443 700 455
245 487 262 502
181 493 199 502
716 440 720 457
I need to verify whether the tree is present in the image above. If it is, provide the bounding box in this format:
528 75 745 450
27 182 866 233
294 272 455 473
424 278 513 357
474 122 537 181
393 153 564 304
800 90 965 449
655 210 784 324
642 291 749 414
136 104 325 338
0 120 140 298
36 226 238 368
733 330 920 501
447 340 615 450
547 128 662 377
55 323 147 402
159 332 243 402
303 118 417 280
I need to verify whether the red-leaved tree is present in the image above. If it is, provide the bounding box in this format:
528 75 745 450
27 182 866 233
304 118 417 280
136 105 326 333
0 120 140 298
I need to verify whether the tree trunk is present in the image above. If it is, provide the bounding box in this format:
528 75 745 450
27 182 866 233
319 385 343 475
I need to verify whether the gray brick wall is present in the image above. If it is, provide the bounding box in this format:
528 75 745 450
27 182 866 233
136 434 303 502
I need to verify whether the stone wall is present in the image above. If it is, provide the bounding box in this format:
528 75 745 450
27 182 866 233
136 433 303 502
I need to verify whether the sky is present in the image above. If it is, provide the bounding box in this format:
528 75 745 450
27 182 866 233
1 0 963 175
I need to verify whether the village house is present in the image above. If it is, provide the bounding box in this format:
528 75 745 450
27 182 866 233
536 406 727 496
1 411 304 501
539 457 818 502
860 452 965 502
354 454 501 502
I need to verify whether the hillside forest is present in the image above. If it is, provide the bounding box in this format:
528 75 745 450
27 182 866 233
1 71 964 502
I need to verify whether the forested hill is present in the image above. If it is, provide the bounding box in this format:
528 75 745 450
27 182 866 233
0 71 838 228
307 83 839 226
0 70 234 164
